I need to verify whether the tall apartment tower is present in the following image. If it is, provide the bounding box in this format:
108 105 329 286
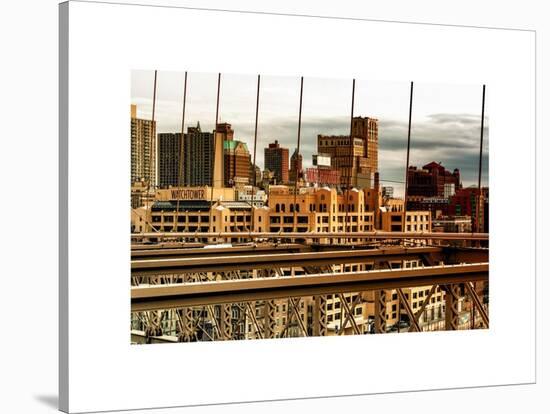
317 116 378 189
158 133 183 188
183 122 214 186
264 140 289 184
131 104 156 185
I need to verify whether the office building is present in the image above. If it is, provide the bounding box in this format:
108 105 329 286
267 185 375 245
158 132 183 188
131 104 156 185
317 116 378 189
264 140 289 184
182 123 214 187
449 186 488 232
407 162 461 198
224 140 252 187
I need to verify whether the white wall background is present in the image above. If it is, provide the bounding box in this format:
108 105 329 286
0 1 548 413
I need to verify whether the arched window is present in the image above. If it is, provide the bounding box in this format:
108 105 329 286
275 203 280 213
290 204 294 213
295 204 300 213
281 204 286 213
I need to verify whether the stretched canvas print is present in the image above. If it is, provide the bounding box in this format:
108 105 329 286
129 72 490 343
60 1 535 412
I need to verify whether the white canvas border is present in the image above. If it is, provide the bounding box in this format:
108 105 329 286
60 2 536 412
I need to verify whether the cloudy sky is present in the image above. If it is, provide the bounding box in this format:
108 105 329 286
131 70 489 197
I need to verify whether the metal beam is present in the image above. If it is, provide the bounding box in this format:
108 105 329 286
374 290 387 334
464 281 489 328
132 263 488 311
397 288 421 332
131 243 306 259
132 247 443 275
413 285 437 329
338 293 361 335
131 231 489 241
312 295 327 336
444 284 461 330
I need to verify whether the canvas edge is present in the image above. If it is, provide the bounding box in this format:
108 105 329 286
59 1 70 412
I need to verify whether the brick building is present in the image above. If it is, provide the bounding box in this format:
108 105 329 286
449 187 488 232
407 162 461 198
264 140 289 184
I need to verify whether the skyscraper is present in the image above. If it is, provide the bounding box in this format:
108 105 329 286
158 133 183 188
264 140 289 184
130 104 156 185
317 116 378 189
183 122 214 187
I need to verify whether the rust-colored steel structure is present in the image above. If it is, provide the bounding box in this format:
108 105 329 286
132 263 487 309
132 247 447 275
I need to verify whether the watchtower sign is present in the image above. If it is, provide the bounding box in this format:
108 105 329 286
169 188 205 200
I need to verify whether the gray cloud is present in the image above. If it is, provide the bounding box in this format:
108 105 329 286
133 73 489 197
149 111 489 195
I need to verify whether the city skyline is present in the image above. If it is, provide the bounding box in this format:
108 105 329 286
131 70 489 197
130 70 490 343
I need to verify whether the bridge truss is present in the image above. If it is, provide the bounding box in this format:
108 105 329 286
130 243 489 344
